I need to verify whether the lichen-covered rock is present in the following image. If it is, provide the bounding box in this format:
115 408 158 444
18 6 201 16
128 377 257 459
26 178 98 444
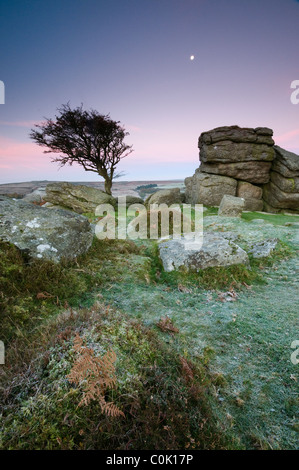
158 232 249 272
270 171 299 193
184 170 237 206
145 188 183 206
218 195 245 217
248 239 278 258
44 182 116 214
0 196 93 262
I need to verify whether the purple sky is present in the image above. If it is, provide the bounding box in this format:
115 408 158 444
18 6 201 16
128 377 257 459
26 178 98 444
0 0 299 183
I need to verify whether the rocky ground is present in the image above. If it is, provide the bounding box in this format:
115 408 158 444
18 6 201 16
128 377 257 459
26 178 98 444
100 212 299 449
0 179 185 199
0 185 298 449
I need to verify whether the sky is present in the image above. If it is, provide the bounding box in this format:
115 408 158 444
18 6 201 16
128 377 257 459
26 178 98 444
0 0 299 184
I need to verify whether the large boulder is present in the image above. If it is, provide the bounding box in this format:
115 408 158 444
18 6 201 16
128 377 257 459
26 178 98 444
44 182 116 214
158 232 249 272
236 181 263 211
218 195 245 217
198 126 274 185
0 196 93 262
184 170 237 206
145 188 183 206
237 181 263 200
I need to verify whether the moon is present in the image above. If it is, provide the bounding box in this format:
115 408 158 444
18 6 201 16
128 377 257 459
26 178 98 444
190 55 195 61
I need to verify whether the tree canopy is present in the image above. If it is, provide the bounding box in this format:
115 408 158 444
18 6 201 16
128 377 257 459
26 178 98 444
30 103 133 195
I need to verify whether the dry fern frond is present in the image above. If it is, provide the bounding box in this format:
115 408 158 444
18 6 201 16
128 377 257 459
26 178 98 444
36 291 54 299
179 356 194 383
67 333 124 417
156 316 179 335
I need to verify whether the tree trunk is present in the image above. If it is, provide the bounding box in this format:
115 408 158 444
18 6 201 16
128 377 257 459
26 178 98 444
104 177 112 196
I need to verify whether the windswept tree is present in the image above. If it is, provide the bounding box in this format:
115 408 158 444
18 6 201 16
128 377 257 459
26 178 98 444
30 103 133 195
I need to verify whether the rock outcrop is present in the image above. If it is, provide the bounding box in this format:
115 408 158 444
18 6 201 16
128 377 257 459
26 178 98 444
198 126 275 184
44 182 117 214
0 196 93 262
185 126 299 213
263 146 299 213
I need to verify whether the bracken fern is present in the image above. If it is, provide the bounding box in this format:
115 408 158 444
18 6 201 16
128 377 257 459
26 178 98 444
67 333 124 417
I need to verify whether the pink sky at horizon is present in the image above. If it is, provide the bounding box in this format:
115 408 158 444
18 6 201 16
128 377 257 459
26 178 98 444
1 0 299 185
1 123 299 185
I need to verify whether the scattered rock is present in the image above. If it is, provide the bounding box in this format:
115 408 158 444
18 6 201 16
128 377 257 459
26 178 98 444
22 188 46 204
117 195 145 207
44 182 117 214
145 188 183 206
248 239 279 258
218 195 245 217
158 232 249 272
250 218 267 224
0 196 93 262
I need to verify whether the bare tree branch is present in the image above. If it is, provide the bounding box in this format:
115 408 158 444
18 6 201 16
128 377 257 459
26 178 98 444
30 103 133 195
